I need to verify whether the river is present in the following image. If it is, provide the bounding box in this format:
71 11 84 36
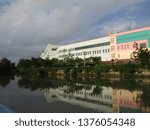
0 75 150 113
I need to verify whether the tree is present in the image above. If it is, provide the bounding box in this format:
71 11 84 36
91 57 101 65
0 58 16 74
136 48 150 68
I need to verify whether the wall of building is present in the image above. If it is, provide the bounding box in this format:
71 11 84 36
57 36 111 61
110 27 150 60
113 89 140 113
112 89 150 112
116 28 150 47
40 44 60 60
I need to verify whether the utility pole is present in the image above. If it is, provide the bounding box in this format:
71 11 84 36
83 51 86 67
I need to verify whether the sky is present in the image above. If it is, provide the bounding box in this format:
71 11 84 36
0 0 150 62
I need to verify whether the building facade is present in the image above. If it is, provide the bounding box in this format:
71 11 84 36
113 89 150 112
41 26 150 61
57 36 111 61
110 26 150 60
41 44 59 60
42 85 113 112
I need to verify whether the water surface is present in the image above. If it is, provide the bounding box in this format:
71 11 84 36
0 75 150 113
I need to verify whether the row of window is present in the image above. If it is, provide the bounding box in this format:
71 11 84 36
59 43 147 54
58 42 110 53
117 43 146 51
75 91 112 100
58 49 110 58
118 44 130 50
120 99 134 106
76 49 110 56
59 55 67 58
75 42 110 50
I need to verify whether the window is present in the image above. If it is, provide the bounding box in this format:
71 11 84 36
118 54 120 58
124 45 126 50
105 49 107 53
120 91 122 95
118 46 120 50
124 100 126 105
127 44 129 49
130 101 132 106
121 45 123 50
110 96 112 100
107 95 109 99
120 99 122 104
111 46 115 51
111 53 115 59
52 48 57 51
108 49 110 52
110 38 115 43
127 100 129 105
140 43 146 48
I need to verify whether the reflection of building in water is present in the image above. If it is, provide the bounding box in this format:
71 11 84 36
113 89 150 112
74 85 112 104
43 85 113 112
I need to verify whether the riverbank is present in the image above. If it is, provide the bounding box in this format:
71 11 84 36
51 68 150 79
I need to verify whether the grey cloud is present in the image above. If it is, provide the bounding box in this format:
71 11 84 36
0 0 146 62
100 20 137 35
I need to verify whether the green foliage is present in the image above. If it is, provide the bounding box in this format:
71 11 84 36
75 57 83 66
94 64 110 74
136 85 150 109
113 63 141 78
90 57 101 65
0 58 16 75
136 48 150 68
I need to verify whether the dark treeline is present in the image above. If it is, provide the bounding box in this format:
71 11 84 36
0 58 16 75
0 48 150 78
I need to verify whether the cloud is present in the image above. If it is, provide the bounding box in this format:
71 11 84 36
100 20 137 35
0 0 147 62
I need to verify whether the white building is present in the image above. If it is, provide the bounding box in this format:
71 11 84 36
42 85 113 112
40 44 59 60
41 36 111 61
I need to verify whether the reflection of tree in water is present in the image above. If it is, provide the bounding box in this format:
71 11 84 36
0 75 15 87
111 79 141 91
92 86 103 95
18 76 60 91
136 85 150 110
61 77 104 95
17 75 150 111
